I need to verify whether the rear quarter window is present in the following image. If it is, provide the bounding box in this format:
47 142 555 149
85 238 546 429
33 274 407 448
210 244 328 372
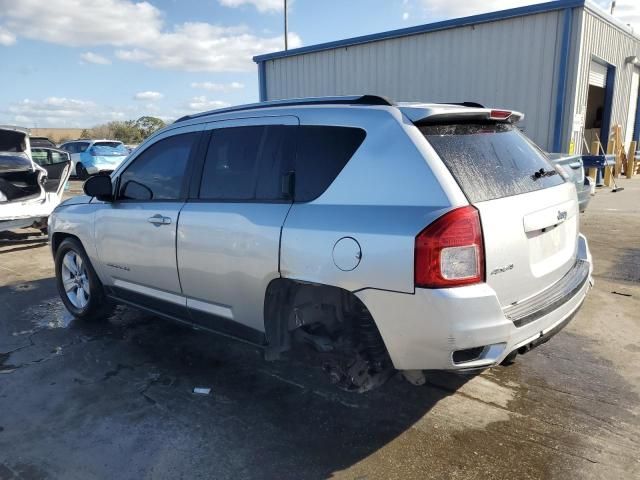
294 126 366 202
420 123 563 203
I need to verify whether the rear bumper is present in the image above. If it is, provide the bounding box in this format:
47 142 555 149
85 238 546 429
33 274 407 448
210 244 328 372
356 234 593 371
0 192 63 232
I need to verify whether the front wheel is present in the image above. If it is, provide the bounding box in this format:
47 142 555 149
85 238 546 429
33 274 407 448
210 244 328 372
55 238 112 320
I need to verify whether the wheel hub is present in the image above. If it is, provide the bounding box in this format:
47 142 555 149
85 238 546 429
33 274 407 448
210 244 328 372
61 250 90 309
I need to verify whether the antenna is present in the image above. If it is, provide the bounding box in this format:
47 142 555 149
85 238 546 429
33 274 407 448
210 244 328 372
610 0 616 15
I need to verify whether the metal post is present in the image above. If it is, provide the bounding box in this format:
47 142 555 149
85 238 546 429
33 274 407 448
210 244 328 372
610 1 616 15
284 0 288 51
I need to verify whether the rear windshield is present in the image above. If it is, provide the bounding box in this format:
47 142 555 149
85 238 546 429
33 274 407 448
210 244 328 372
92 142 128 155
420 123 563 203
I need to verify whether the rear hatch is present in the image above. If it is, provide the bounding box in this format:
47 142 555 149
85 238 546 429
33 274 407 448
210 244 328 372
90 142 128 170
420 121 578 307
0 128 43 204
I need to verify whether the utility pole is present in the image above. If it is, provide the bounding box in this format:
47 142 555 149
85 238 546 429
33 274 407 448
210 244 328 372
284 0 288 50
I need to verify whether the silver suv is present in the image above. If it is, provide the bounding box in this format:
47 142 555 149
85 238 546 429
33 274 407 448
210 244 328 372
49 96 593 391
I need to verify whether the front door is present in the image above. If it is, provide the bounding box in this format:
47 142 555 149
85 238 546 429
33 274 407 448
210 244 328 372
95 126 203 314
177 116 298 342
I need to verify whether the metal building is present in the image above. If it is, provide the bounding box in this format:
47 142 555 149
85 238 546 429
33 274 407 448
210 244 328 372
253 0 640 153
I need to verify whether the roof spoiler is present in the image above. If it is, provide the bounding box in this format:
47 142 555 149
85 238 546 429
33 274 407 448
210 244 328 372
401 105 524 124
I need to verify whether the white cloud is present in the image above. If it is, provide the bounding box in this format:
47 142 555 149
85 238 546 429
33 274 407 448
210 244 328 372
416 0 535 19
2 96 162 127
80 51 111 65
593 0 640 29
0 25 15 45
414 0 639 29
6 97 98 127
134 91 164 101
187 96 230 111
0 0 301 72
219 0 284 13
190 81 245 91
0 0 161 47
114 23 300 72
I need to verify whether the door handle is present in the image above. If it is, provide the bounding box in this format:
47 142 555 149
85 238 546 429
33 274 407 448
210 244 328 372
147 214 172 225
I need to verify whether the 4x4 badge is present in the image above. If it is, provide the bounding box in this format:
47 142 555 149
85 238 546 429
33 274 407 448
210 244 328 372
557 210 568 221
490 263 514 275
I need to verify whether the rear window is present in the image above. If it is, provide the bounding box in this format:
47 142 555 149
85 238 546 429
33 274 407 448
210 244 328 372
420 123 563 203
94 142 128 154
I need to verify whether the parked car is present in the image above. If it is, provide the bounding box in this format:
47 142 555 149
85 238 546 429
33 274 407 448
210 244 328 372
1 126 71 232
49 96 593 391
547 153 592 212
59 139 128 179
29 136 57 148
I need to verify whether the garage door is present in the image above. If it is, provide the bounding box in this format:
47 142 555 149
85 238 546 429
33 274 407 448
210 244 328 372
625 68 639 146
589 61 608 88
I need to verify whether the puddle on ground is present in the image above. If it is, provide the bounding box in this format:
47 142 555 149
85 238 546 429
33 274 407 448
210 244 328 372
23 299 74 330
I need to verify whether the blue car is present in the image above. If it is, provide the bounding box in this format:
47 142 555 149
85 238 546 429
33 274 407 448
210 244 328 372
59 139 129 179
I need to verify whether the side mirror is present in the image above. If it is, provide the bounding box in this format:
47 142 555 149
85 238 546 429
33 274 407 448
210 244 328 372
83 174 114 202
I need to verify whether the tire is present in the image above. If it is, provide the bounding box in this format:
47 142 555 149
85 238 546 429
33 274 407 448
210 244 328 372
55 237 112 321
500 350 518 366
76 163 89 180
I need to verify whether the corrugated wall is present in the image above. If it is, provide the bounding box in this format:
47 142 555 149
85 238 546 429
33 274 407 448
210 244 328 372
264 11 565 150
573 10 640 148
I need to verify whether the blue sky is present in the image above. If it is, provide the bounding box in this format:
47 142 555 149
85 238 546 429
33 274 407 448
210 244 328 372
0 0 637 128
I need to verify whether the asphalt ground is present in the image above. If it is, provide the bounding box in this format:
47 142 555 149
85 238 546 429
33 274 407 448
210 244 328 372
0 179 638 479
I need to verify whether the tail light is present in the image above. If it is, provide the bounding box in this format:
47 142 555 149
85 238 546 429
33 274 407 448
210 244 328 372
489 109 512 120
415 206 484 288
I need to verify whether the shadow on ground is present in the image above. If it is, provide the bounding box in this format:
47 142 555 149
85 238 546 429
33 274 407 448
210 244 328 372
0 277 473 479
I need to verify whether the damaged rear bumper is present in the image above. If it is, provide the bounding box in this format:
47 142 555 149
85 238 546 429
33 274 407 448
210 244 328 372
356 234 593 371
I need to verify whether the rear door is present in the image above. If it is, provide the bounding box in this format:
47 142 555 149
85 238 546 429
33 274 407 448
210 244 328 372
177 116 297 341
421 122 578 306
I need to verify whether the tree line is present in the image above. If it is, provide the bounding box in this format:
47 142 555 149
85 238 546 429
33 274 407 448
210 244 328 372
78 116 167 144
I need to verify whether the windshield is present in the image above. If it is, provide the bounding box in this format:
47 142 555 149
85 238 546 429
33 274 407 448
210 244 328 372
420 123 564 203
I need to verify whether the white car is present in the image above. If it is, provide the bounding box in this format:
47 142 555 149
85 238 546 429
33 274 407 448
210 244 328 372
58 139 129 179
0 126 71 232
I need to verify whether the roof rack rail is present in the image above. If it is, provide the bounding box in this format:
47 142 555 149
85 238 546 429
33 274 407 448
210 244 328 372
174 95 394 123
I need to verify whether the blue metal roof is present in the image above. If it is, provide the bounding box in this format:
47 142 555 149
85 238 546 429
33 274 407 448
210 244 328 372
253 0 586 64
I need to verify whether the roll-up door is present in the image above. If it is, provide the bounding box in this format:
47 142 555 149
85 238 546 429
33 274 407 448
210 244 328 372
589 61 608 88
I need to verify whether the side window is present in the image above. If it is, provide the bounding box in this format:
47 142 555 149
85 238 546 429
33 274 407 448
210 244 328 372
78 142 90 153
31 149 49 165
199 125 295 201
60 143 74 153
118 132 198 201
51 150 69 164
293 126 366 202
